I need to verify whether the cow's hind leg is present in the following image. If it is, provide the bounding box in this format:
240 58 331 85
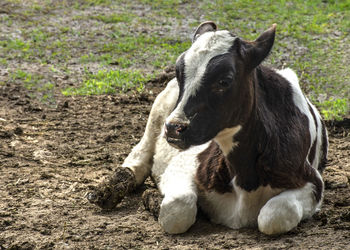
142 188 163 218
87 79 179 209
258 182 322 235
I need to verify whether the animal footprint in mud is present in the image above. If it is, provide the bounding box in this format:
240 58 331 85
142 188 163 219
86 167 136 209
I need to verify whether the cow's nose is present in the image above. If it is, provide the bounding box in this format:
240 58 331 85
165 122 188 138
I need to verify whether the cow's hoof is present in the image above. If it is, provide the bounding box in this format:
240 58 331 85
258 198 303 235
86 167 136 209
142 188 163 218
159 194 197 234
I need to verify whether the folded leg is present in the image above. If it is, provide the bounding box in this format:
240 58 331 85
157 143 209 234
258 182 322 235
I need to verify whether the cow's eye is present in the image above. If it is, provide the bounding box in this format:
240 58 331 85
218 79 230 88
212 78 231 94
217 77 233 89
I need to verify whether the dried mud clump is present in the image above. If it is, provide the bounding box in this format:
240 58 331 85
86 167 136 209
142 188 163 218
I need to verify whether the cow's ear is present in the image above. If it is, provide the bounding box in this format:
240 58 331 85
192 21 217 43
236 24 276 71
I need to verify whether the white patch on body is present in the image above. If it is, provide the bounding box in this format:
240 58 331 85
214 125 242 156
198 178 283 229
306 98 325 169
166 31 236 124
277 68 323 169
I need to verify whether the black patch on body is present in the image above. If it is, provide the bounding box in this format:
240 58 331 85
196 141 234 193
175 53 186 107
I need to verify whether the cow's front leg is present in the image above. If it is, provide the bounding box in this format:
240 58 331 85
156 145 208 234
86 167 136 209
142 159 198 234
258 181 322 235
87 79 179 209
159 190 197 234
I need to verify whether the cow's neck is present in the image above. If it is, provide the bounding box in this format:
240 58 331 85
215 66 269 191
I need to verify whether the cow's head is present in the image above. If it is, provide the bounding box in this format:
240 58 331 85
165 22 276 150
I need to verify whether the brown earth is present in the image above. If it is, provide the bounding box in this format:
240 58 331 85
0 0 349 248
0 79 349 250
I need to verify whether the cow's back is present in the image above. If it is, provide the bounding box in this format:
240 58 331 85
277 68 328 172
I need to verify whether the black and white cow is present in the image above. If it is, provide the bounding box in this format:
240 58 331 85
89 22 328 235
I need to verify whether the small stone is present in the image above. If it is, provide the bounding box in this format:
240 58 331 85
14 127 23 135
62 101 69 108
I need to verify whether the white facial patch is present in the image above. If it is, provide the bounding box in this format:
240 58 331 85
184 30 236 97
167 31 236 124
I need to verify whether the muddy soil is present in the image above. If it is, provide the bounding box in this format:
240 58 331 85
0 80 349 249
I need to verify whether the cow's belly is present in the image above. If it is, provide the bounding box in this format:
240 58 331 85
198 180 283 229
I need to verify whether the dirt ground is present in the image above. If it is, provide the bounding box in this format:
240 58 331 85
0 77 349 249
0 0 349 248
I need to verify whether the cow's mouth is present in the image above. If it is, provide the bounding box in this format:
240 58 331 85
165 136 189 150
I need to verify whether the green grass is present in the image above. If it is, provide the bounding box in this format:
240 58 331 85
0 0 349 119
10 69 55 103
319 98 349 121
10 69 41 89
0 38 30 52
79 0 112 7
62 69 151 95
91 13 134 23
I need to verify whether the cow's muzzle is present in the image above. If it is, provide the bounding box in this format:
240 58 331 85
164 122 189 150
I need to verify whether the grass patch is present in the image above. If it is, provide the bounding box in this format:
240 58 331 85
68 0 350 120
80 53 133 68
0 38 30 51
10 69 42 90
138 0 186 18
91 13 134 23
80 0 112 6
0 58 8 66
1 0 348 119
318 98 349 121
81 33 191 69
62 69 151 95
10 69 55 103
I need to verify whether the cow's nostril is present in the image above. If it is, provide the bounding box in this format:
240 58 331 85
175 124 187 135
165 122 188 138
